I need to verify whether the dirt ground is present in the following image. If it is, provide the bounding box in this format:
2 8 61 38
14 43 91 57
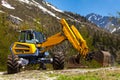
0 67 120 80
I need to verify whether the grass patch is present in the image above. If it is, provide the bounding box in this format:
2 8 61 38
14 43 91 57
107 71 120 79
55 67 120 80
57 74 100 80
48 73 59 77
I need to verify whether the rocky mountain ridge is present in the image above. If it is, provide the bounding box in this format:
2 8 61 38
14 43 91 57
86 13 120 33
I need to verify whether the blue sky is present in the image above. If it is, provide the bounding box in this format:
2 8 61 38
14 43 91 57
46 0 120 16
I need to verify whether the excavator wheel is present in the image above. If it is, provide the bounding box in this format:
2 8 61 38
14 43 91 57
53 52 65 70
7 55 20 74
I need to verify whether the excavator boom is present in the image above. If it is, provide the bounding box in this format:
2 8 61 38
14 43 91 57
39 19 89 57
61 19 89 57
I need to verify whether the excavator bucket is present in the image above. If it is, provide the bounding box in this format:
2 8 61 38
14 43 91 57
67 54 88 68
67 54 81 68
67 52 94 68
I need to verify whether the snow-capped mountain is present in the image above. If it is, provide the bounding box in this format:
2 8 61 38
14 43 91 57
86 13 120 33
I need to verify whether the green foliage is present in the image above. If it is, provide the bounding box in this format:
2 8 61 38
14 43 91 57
79 26 95 51
56 68 120 80
68 46 78 56
108 72 120 78
81 59 102 68
34 18 43 32
0 13 18 71
57 74 100 80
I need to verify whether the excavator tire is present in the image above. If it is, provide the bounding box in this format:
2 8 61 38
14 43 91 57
53 52 65 70
7 55 20 74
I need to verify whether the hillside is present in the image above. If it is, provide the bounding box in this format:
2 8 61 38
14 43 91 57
0 0 120 70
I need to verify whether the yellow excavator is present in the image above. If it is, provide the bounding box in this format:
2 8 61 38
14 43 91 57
7 19 89 74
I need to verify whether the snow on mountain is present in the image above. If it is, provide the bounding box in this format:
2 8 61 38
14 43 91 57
42 1 63 13
18 0 60 19
0 10 5 13
1 0 15 9
111 28 116 33
87 13 102 21
10 15 23 22
18 0 30 4
8 15 23 25
88 16 92 21
86 13 107 28
118 27 120 30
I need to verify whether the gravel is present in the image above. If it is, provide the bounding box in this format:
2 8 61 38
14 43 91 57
0 67 119 80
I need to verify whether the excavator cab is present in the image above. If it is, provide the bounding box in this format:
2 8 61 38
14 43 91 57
19 30 45 43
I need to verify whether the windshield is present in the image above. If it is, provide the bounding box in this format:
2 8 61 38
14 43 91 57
19 30 46 43
19 31 34 43
34 32 45 43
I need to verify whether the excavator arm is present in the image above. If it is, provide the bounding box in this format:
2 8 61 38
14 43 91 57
38 19 89 58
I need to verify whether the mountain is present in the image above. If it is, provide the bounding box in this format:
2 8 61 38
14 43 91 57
86 13 120 33
0 0 120 70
